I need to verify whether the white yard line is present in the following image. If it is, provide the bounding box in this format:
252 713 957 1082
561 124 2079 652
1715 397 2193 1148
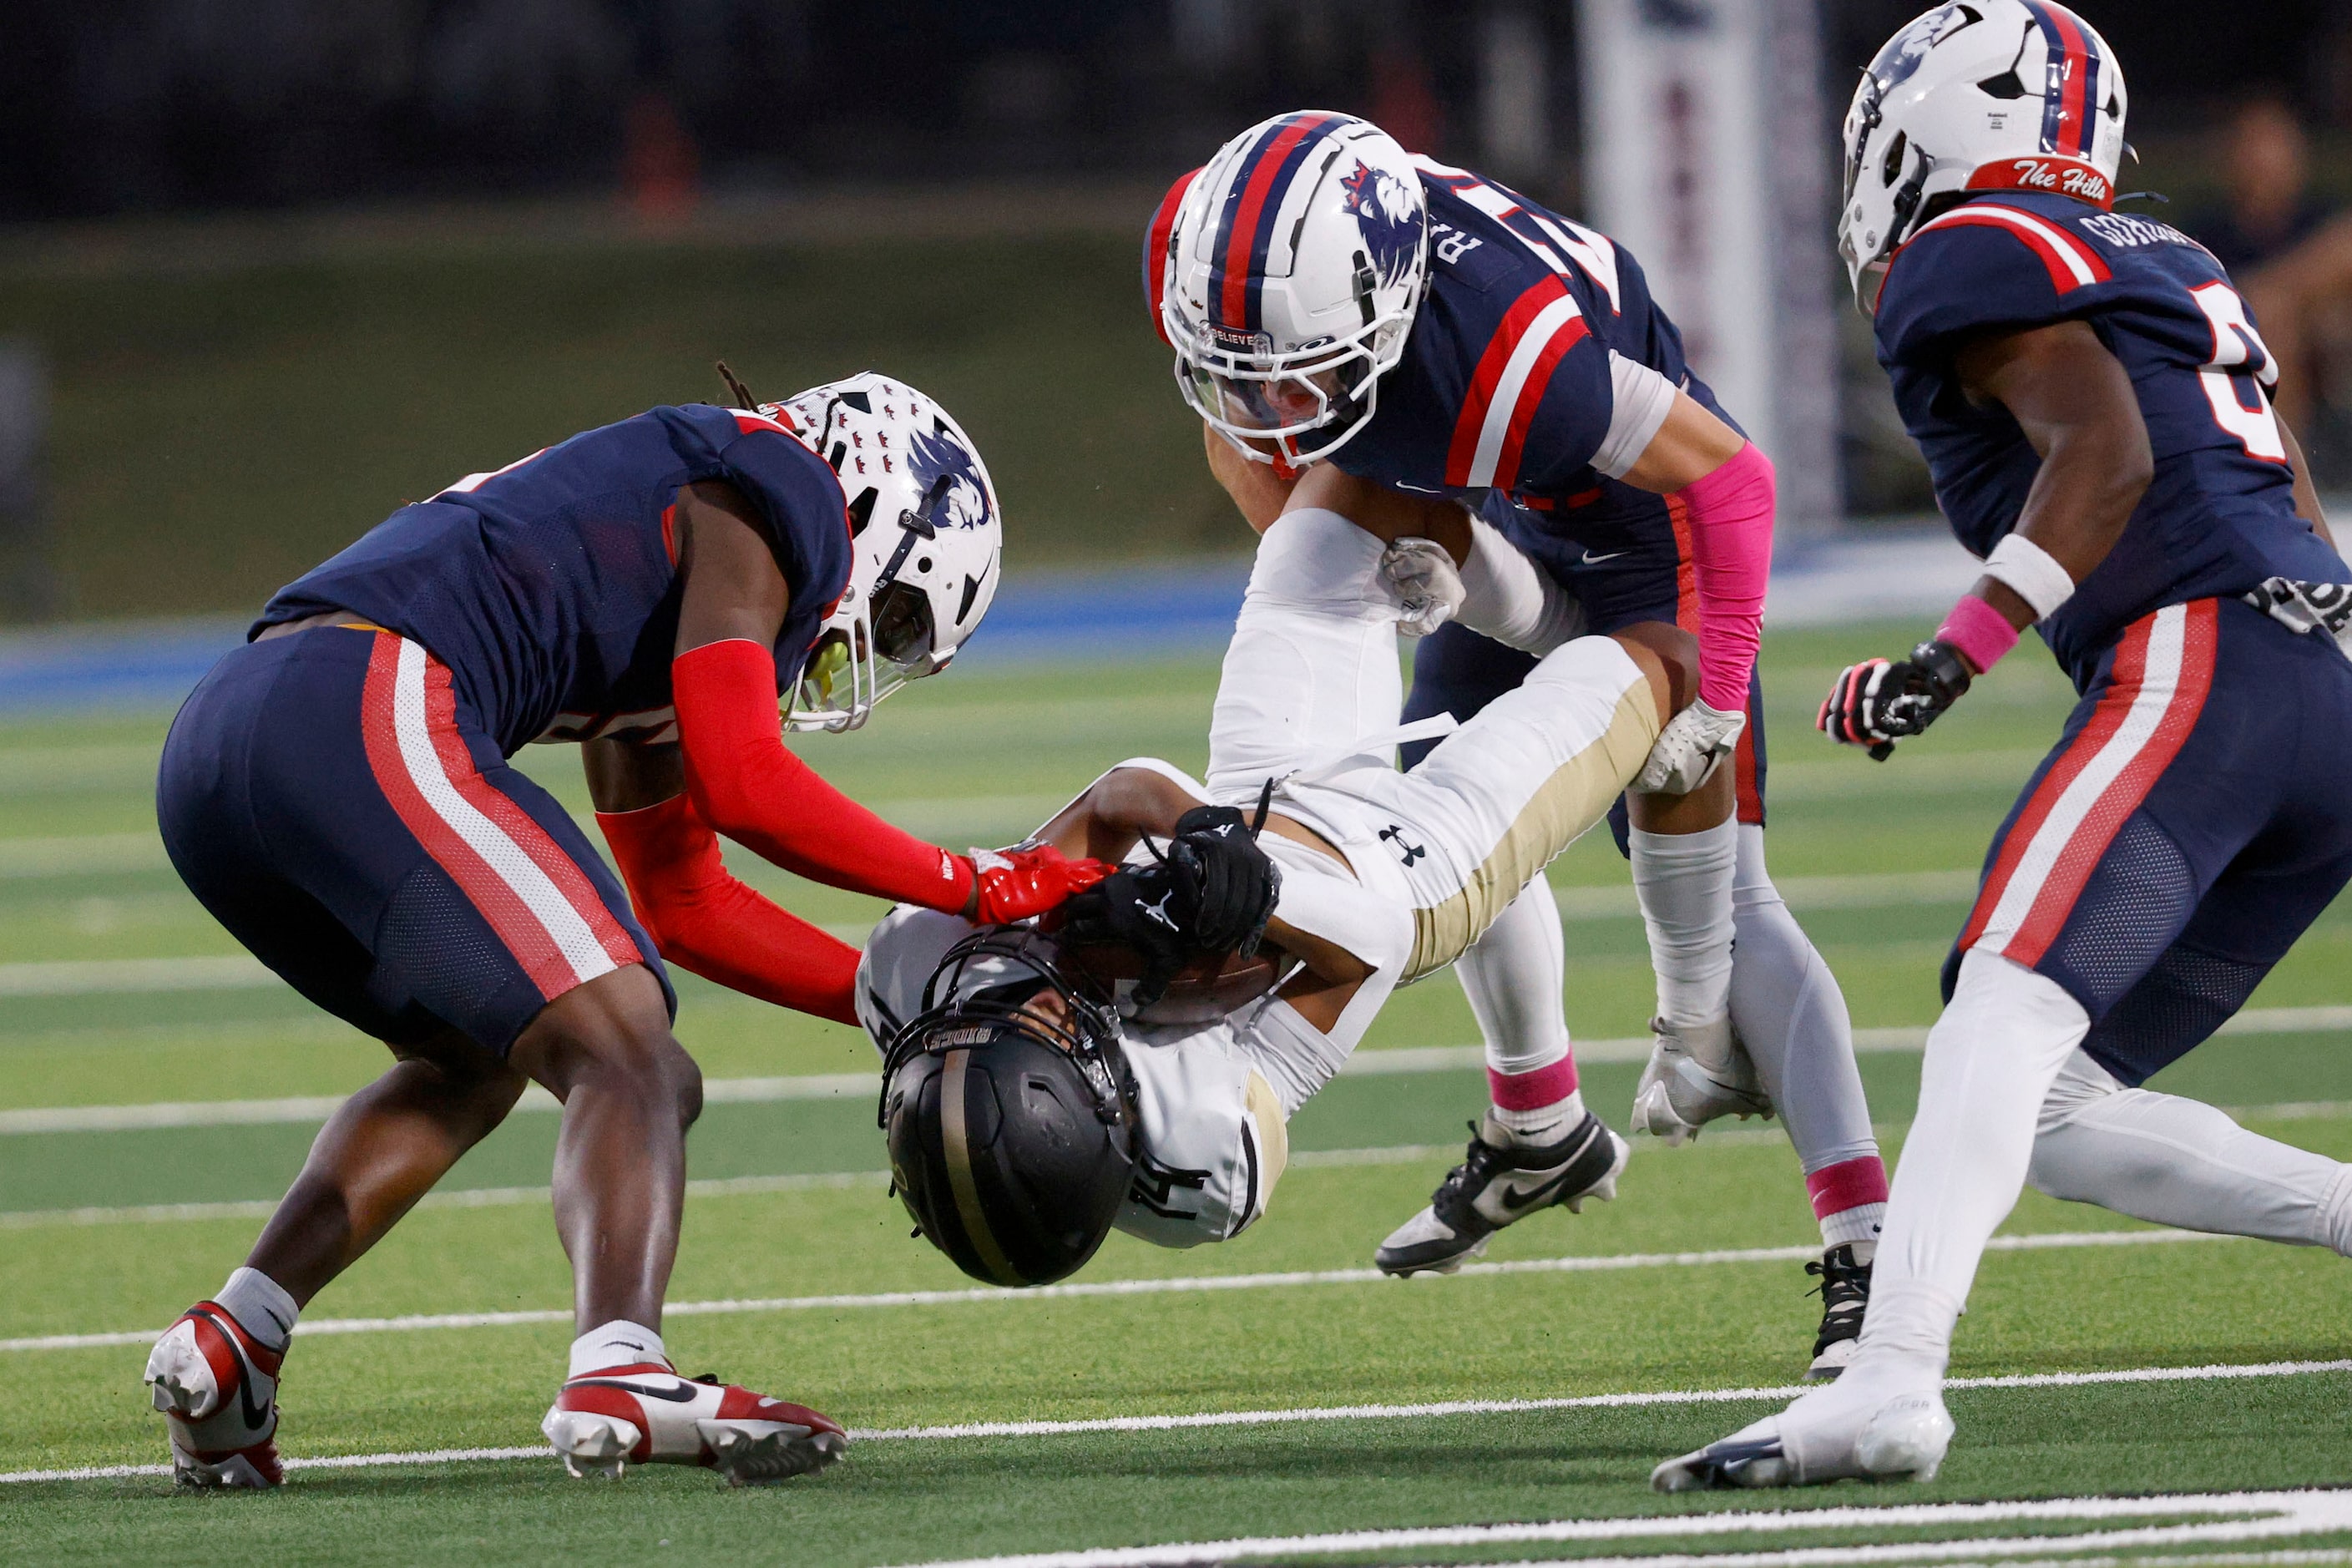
0 1146 1456 1230
0 1227 2254 1354
0 1070 879 1133
3 1360 2346 1488
0 955 274 996
14 1005 2352 1132
884 1483 2352 1568
0 1169 886 1232
0 832 170 878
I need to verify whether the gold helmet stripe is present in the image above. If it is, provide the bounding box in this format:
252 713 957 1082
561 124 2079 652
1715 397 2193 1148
940 1049 1023 1287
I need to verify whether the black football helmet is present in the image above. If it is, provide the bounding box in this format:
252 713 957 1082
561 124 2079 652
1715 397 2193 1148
878 929 1136 1287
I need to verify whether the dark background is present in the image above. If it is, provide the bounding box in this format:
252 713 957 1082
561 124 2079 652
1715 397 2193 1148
5 2 2346 221
2 1 2348 621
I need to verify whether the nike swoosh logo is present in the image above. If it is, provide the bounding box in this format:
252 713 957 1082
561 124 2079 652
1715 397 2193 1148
569 1378 698 1403
612 1340 646 1352
1578 549 1629 565
1498 1167 1581 1213
192 1308 271 1431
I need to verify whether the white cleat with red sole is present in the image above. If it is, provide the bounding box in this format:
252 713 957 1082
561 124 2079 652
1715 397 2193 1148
543 1362 847 1486
144 1302 286 1489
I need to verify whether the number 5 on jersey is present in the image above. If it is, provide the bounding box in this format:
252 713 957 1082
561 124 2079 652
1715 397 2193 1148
2190 281 2287 463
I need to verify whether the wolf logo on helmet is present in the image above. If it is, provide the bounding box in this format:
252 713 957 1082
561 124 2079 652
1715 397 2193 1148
906 427 991 531
771 372 1003 732
1339 159 1424 290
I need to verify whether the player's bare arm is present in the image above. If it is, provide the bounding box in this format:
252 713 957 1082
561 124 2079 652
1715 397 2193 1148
1820 321 2157 760
1202 420 1300 533
1029 763 1373 1019
1953 321 2154 631
1616 390 1750 496
2275 413 2339 554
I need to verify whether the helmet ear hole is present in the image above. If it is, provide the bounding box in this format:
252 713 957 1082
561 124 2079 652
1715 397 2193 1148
845 488 878 538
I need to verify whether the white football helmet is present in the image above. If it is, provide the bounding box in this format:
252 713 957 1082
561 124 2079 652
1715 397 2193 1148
761 372 1001 732
1839 2 2127 309
1157 111 1429 465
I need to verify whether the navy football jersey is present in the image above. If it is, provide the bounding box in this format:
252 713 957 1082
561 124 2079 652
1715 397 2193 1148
260 404 852 756
1874 191 2347 690
1333 159 1732 593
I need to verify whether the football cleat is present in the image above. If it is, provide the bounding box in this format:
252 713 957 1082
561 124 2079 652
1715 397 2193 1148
1651 1378 1952 1492
144 1302 286 1489
1804 1243 1875 1381
543 1362 847 1486
1629 1014 1773 1146
1375 1110 1628 1277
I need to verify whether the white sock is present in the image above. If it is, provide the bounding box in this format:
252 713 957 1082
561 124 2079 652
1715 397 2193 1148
2031 1049 2352 1254
1492 1090 1587 1140
1728 825 1879 1173
1629 818 1737 1027
1822 1204 1886 1250
1858 950 2088 1376
215 1267 298 1353
569 1320 668 1378
1458 876 1571 1075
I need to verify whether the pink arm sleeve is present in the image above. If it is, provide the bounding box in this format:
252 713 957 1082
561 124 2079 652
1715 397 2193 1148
1677 442 1776 712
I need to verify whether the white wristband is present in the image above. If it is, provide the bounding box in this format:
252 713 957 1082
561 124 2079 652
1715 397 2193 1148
1983 533 2076 621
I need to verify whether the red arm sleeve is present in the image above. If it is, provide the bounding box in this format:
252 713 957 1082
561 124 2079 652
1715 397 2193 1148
597 792 862 1026
670 639 976 913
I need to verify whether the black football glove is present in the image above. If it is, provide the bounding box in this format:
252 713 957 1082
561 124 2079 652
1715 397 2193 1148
1060 864 1191 1006
1818 638 1974 760
1163 803 1282 959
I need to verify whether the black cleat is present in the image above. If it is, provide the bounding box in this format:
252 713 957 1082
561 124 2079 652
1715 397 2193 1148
1803 1242 1874 1381
1374 1110 1628 1276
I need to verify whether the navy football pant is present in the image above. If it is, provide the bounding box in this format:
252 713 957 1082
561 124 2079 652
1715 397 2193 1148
1949 597 2352 1087
158 627 670 1056
1401 619 1768 852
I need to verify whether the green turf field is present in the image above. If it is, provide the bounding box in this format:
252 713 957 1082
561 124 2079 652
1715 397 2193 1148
3 625 2350 1565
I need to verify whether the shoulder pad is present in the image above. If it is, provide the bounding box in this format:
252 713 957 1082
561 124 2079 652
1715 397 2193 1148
1875 201 2112 361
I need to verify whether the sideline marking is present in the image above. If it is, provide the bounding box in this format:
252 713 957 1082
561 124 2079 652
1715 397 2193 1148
13 1004 2352 1133
3 1361 2346 1487
0 1227 2256 1354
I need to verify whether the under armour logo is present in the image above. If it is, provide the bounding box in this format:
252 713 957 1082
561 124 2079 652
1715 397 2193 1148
1379 825 1425 866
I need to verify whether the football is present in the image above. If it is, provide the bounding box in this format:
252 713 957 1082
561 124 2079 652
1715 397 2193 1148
1057 940 1285 1026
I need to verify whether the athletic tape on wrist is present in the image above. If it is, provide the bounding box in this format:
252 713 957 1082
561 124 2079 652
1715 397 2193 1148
1983 533 2076 620
1936 593 2020 675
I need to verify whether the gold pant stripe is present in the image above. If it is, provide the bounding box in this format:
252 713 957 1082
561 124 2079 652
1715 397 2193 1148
1406 685 1661 981
940 1050 1023 1287
1242 1069 1291 1230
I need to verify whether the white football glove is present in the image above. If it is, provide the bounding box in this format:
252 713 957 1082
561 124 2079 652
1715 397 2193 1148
1378 536 1464 638
1631 701 1746 796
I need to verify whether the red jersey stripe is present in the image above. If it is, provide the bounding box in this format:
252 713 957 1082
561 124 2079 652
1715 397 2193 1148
1445 275 1571 487
361 635 577 1000
2002 600 2216 965
416 660 643 972
1914 205 2112 293
1487 315 1591 493
1958 613 2153 953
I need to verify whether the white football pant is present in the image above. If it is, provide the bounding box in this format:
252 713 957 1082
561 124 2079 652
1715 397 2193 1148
1857 948 2352 1378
